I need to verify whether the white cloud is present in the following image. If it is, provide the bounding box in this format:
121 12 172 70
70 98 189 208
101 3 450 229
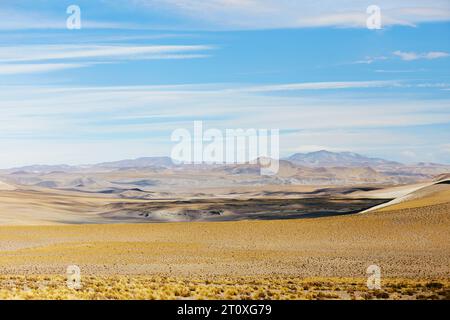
375 69 424 73
0 44 213 75
0 45 213 63
1 83 449 132
355 56 388 64
0 63 89 75
134 0 450 29
353 50 448 65
393 51 420 61
1 1 450 30
425 51 450 59
393 50 449 61
0 8 130 30
0 82 449 167
236 80 399 92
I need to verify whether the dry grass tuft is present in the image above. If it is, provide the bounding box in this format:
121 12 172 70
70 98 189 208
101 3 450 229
0 275 449 300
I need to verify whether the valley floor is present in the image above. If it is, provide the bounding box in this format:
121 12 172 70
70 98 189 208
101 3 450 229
0 182 448 299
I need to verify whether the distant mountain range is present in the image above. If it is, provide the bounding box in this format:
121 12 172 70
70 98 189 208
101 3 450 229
3 151 449 174
286 150 401 167
96 157 174 169
2 151 449 191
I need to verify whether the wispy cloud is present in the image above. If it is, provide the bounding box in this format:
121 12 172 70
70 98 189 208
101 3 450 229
237 80 399 92
0 7 130 30
0 44 213 75
1 82 448 133
354 56 388 64
3 1 449 31
393 50 449 61
353 51 449 65
0 45 213 63
133 0 450 29
374 69 425 73
0 63 89 75
0 9 61 30
0 82 449 167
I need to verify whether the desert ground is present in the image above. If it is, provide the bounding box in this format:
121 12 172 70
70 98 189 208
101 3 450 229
0 170 449 299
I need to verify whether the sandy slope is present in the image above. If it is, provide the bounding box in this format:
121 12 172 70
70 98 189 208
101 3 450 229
349 182 431 199
0 185 386 225
0 180 448 281
0 181 15 191
0 198 448 279
377 184 450 212
361 179 450 213
0 189 148 225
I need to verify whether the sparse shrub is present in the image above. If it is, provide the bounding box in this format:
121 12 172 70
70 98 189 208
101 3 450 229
363 293 374 300
425 282 444 289
0 275 447 300
374 291 389 299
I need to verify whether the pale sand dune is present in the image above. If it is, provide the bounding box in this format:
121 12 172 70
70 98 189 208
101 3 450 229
0 184 387 225
350 182 432 199
0 189 149 225
376 184 450 212
361 179 450 213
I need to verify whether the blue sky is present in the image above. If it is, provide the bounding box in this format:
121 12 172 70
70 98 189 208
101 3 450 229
0 0 449 167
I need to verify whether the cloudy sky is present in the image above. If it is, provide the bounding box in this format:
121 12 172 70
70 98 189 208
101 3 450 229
0 0 449 167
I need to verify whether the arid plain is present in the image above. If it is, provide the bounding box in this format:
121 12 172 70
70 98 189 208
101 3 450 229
0 152 449 299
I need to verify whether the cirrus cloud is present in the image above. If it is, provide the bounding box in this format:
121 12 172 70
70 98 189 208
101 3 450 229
393 50 449 61
0 44 214 75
